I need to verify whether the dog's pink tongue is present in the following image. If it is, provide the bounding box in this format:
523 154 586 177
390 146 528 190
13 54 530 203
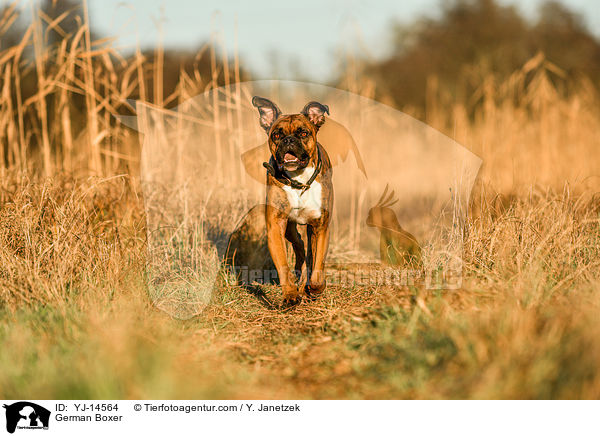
284 153 298 162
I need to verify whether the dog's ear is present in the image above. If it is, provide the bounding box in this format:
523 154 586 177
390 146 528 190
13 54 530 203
252 96 282 133
301 101 329 130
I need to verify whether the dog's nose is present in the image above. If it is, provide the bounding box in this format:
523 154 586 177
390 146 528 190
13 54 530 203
281 136 295 146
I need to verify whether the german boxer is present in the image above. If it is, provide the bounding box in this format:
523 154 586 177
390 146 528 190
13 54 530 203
252 96 334 306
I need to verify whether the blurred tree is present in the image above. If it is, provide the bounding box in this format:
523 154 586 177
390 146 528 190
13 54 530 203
364 0 600 112
534 1 600 81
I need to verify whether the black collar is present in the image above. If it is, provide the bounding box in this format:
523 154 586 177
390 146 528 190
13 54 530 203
263 145 323 194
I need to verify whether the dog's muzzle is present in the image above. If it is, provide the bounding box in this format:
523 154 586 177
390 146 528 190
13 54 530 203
275 136 310 170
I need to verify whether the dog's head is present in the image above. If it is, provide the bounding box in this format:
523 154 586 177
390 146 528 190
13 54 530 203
252 96 329 171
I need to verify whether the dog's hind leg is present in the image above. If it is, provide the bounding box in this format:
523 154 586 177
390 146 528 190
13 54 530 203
285 222 306 289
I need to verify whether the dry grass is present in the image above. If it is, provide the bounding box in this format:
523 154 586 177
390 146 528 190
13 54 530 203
0 172 598 399
0 4 599 399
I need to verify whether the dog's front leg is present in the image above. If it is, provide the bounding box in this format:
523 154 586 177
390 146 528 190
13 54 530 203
307 223 330 296
266 205 300 306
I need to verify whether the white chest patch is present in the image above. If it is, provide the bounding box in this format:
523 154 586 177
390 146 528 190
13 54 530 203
283 166 322 224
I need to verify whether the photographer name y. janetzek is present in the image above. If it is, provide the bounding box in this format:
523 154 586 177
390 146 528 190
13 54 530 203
257 404 301 412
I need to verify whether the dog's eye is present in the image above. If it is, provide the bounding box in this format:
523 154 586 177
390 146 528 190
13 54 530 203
299 131 308 138
271 133 281 140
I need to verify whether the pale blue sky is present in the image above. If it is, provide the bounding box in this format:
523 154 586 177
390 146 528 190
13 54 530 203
14 0 600 81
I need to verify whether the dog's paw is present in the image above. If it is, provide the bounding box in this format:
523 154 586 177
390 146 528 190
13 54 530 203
307 273 326 298
281 285 301 308
281 294 302 308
